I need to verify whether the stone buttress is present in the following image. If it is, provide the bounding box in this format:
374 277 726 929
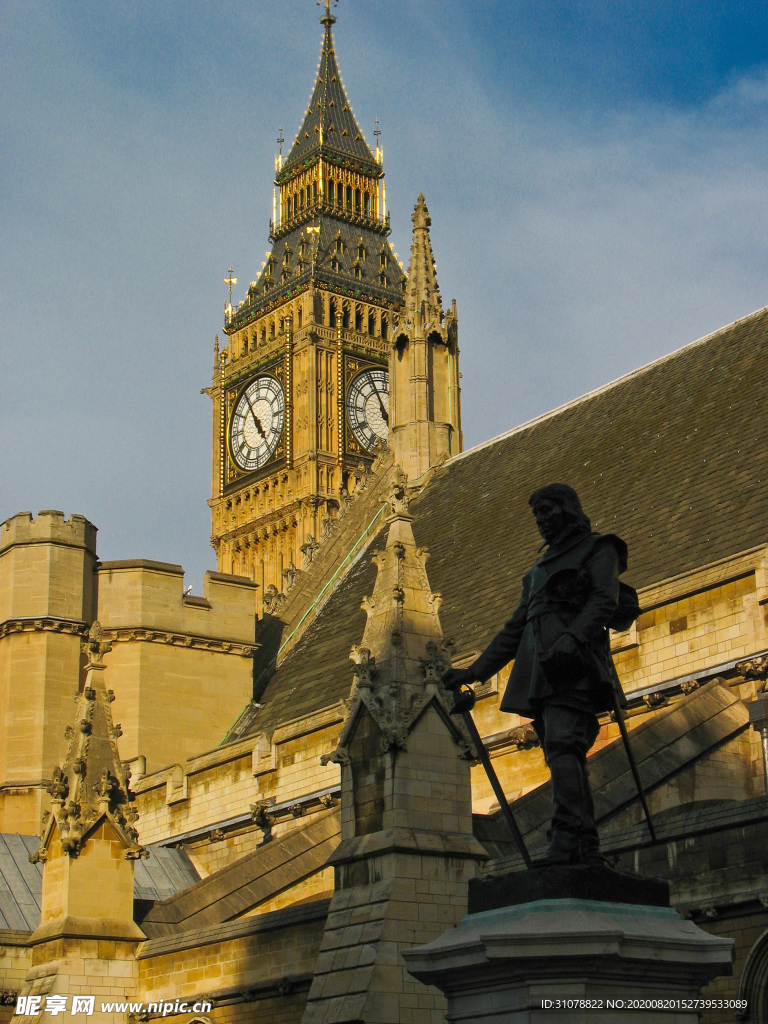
301 477 486 1024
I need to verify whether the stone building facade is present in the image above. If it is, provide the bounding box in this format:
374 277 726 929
2 8 768 1024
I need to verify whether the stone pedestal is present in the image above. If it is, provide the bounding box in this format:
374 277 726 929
403 895 734 1023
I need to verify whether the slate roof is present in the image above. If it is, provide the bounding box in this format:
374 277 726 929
229 305 768 741
134 844 200 902
284 13 377 174
0 836 199 932
0 834 41 931
243 217 405 314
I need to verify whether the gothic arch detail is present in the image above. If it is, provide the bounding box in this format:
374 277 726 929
739 927 768 1021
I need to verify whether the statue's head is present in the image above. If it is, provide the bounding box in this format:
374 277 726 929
529 483 591 544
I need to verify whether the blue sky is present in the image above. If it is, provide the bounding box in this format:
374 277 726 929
3 1 768 590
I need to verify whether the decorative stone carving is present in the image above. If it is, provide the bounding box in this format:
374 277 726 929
84 621 111 666
390 466 410 515
350 646 377 691
353 461 369 492
738 655 768 691
338 485 352 515
420 640 449 685
300 536 320 568
37 620 147 861
321 510 334 539
282 559 300 591
509 724 540 750
250 801 274 842
643 692 668 709
263 583 285 615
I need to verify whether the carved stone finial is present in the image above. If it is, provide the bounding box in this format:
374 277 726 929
48 766 69 802
350 646 377 690
84 620 111 666
420 640 449 685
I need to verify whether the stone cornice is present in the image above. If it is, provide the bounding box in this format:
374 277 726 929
101 627 257 657
0 617 87 639
0 618 256 655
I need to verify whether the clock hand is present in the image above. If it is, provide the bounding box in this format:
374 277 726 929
244 392 268 441
370 381 389 425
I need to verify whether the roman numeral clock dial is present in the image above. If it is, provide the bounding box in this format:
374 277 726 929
229 376 285 473
347 367 389 451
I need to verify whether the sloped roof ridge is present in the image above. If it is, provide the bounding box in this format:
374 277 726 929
447 304 768 466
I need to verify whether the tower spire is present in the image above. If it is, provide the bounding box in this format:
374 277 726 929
405 193 442 319
284 2 375 172
389 194 463 483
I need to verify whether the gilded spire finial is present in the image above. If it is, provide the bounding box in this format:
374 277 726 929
318 0 337 27
224 266 237 304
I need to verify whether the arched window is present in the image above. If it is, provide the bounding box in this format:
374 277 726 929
381 316 388 341
342 304 350 331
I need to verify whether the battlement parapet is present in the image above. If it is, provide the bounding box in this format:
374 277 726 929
0 511 98 622
97 561 256 644
0 510 97 555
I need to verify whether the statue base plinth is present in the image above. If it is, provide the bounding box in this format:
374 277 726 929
404 893 734 1023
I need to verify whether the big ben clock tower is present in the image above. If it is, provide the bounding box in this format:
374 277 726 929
209 2 406 594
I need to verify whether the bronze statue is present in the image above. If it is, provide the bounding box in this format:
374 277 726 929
443 484 635 866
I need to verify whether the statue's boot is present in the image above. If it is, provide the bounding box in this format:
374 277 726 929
577 760 604 864
537 829 581 866
542 752 599 865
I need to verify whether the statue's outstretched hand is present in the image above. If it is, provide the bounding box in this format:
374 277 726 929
442 667 478 716
441 667 476 691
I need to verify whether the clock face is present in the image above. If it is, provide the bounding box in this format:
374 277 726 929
230 376 285 472
347 367 389 451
